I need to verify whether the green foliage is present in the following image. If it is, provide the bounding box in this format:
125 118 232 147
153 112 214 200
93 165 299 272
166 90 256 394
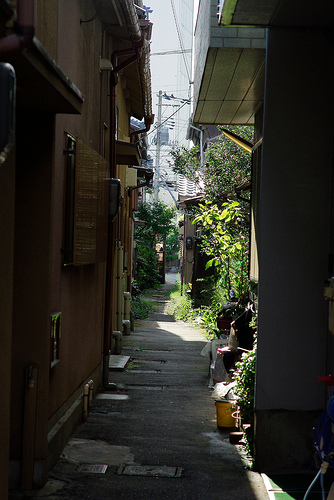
171 145 200 183
166 226 180 264
171 125 252 299
135 252 161 291
131 297 159 319
165 280 181 297
131 297 150 319
136 200 176 240
234 346 256 423
166 292 195 322
198 305 220 338
204 125 253 203
169 126 254 344
234 341 257 454
171 125 253 206
165 280 223 337
191 278 225 337
193 200 249 297
134 200 177 292
165 281 198 322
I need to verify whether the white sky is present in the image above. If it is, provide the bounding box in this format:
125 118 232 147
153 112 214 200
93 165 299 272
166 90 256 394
146 2 194 151
143 1 197 203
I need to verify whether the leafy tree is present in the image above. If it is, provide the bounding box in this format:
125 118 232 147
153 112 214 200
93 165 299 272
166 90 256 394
171 145 200 184
171 125 253 301
171 125 253 206
136 200 176 240
166 226 180 264
204 126 252 204
193 199 249 296
134 200 177 291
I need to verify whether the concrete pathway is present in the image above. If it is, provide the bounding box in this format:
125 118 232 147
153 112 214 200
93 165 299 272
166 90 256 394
15 276 269 499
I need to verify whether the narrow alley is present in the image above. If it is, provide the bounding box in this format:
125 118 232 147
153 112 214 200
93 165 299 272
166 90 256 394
15 276 268 499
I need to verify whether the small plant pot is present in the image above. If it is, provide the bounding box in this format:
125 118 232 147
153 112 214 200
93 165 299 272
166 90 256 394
229 430 244 444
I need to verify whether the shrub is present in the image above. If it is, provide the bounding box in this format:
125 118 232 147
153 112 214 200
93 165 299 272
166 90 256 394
167 293 194 321
234 341 257 455
135 252 160 292
131 297 150 319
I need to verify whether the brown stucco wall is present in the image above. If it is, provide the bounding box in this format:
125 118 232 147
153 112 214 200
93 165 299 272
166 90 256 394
10 110 54 483
0 149 15 496
48 0 137 421
7 0 146 488
48 0 109 419
36 0 58 59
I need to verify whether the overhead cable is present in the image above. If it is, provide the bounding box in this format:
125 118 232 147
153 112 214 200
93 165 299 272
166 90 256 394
151 49 192 56
135 96 192 144
169 0 192 83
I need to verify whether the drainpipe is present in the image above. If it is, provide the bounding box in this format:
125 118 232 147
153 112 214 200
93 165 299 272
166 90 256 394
0 0 35 57
189 124 204 167
116 243 124 332
103 4 152 390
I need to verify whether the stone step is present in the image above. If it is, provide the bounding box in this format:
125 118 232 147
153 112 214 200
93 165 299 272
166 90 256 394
109 355 130 370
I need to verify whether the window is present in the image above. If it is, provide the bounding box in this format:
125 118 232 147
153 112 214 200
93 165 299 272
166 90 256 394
62 134 109 266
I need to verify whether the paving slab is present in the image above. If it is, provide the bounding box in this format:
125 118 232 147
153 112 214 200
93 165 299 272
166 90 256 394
109 354 130 370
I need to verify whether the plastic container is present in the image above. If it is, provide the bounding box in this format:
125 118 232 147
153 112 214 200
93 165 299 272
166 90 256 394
215 399 237 428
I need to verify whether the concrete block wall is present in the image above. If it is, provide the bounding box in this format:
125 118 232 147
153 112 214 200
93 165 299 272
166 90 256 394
195 0 266 55
211 1 266 48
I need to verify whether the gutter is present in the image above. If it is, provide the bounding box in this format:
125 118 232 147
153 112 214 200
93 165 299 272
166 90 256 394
103 0 154 390
0 0 35 57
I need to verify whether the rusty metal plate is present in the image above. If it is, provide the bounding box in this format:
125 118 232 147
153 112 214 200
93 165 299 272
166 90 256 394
117 465 183 477
96 393 129 400
126 385 167 390
77 464 108 474
127 369 160 374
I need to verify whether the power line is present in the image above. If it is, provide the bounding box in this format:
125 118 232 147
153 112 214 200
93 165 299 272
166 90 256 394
137 96 192 143
151 49 192 56
169 0 192 84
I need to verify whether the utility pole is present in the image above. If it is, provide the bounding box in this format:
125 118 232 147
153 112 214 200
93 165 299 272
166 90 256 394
154 90 162 201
